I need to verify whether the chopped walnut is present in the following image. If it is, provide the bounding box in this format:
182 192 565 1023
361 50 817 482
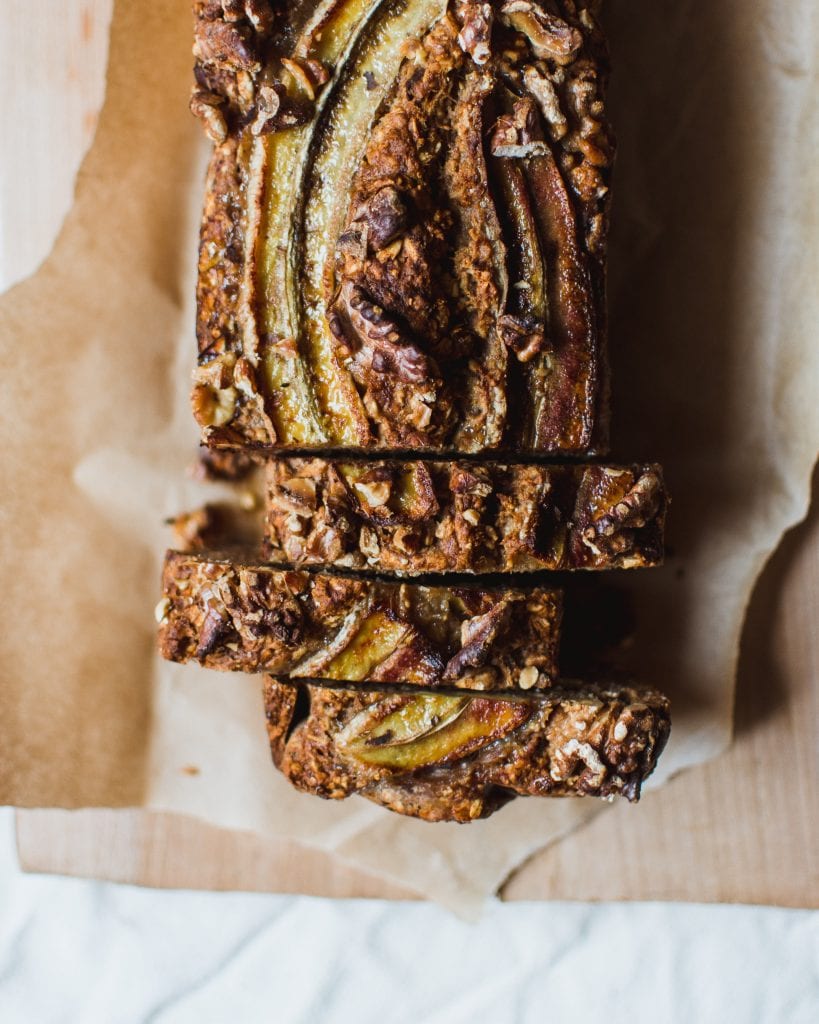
193 448 256 483
443 600 513 681
191 382 236 428
489 96 547 158
497 313 546 362
194 17 261 73
191 355 238 428
456 2 494 66
500 1 582 65
351 186 408 252
167 505 225 552
522 65 568 140
353 478 392 508
281 57 330 101
189 89 228 143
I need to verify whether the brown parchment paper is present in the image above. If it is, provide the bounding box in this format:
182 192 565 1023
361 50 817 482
1 0 817 915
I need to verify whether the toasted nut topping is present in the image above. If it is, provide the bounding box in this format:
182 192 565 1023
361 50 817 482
500 1 582 64
154 597 171 624
359 527 380 558
192 383 237 428
518 665 539 690
233 356 257 396
523 65 568 139
456 2 494 66
189 89 228 144
353 479 391 507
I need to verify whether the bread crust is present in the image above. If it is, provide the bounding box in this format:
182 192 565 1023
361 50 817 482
190 0 613 455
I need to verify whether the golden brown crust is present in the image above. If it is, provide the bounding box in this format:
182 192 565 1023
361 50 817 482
196 137 245 359
264 679 671 821
190 0 614 455
158 549 562 688
264 459 666 573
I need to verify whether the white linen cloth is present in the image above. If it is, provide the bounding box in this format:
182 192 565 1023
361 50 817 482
1 810 817 1024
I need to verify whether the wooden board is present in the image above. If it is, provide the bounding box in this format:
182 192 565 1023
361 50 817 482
8 0 819 905
17 473 819 905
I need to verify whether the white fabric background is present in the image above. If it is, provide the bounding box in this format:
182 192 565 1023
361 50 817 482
1 809 818 1024
1 5 818 1021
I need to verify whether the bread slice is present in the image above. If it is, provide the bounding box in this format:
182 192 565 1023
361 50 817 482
158 550 562 689
264 679 671 821
190 0 612 455
264 459 666 573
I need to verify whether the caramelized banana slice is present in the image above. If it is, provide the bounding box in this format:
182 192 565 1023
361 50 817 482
266 680 671 820
304 0 452 446
336 693 532 768
493 154 547 364
443 69 509 449
524 141 600 450
158 549 562 688
254 0 388 445
300 608 416 681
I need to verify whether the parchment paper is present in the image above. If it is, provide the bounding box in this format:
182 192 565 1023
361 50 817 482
1 0 817 915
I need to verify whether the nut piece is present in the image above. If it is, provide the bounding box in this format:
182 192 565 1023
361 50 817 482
351 186 408 252
193 17 261 73
353 479 392 508
497 313 546 362
191 355 238 428
522 65 568 140
500 1 582 64
154 597 171 624
191 382 236 428
193 448 256 483
189 89 228 143
167 505 227 552
489 97 547 159
518 665 539 690
456 2 494 66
